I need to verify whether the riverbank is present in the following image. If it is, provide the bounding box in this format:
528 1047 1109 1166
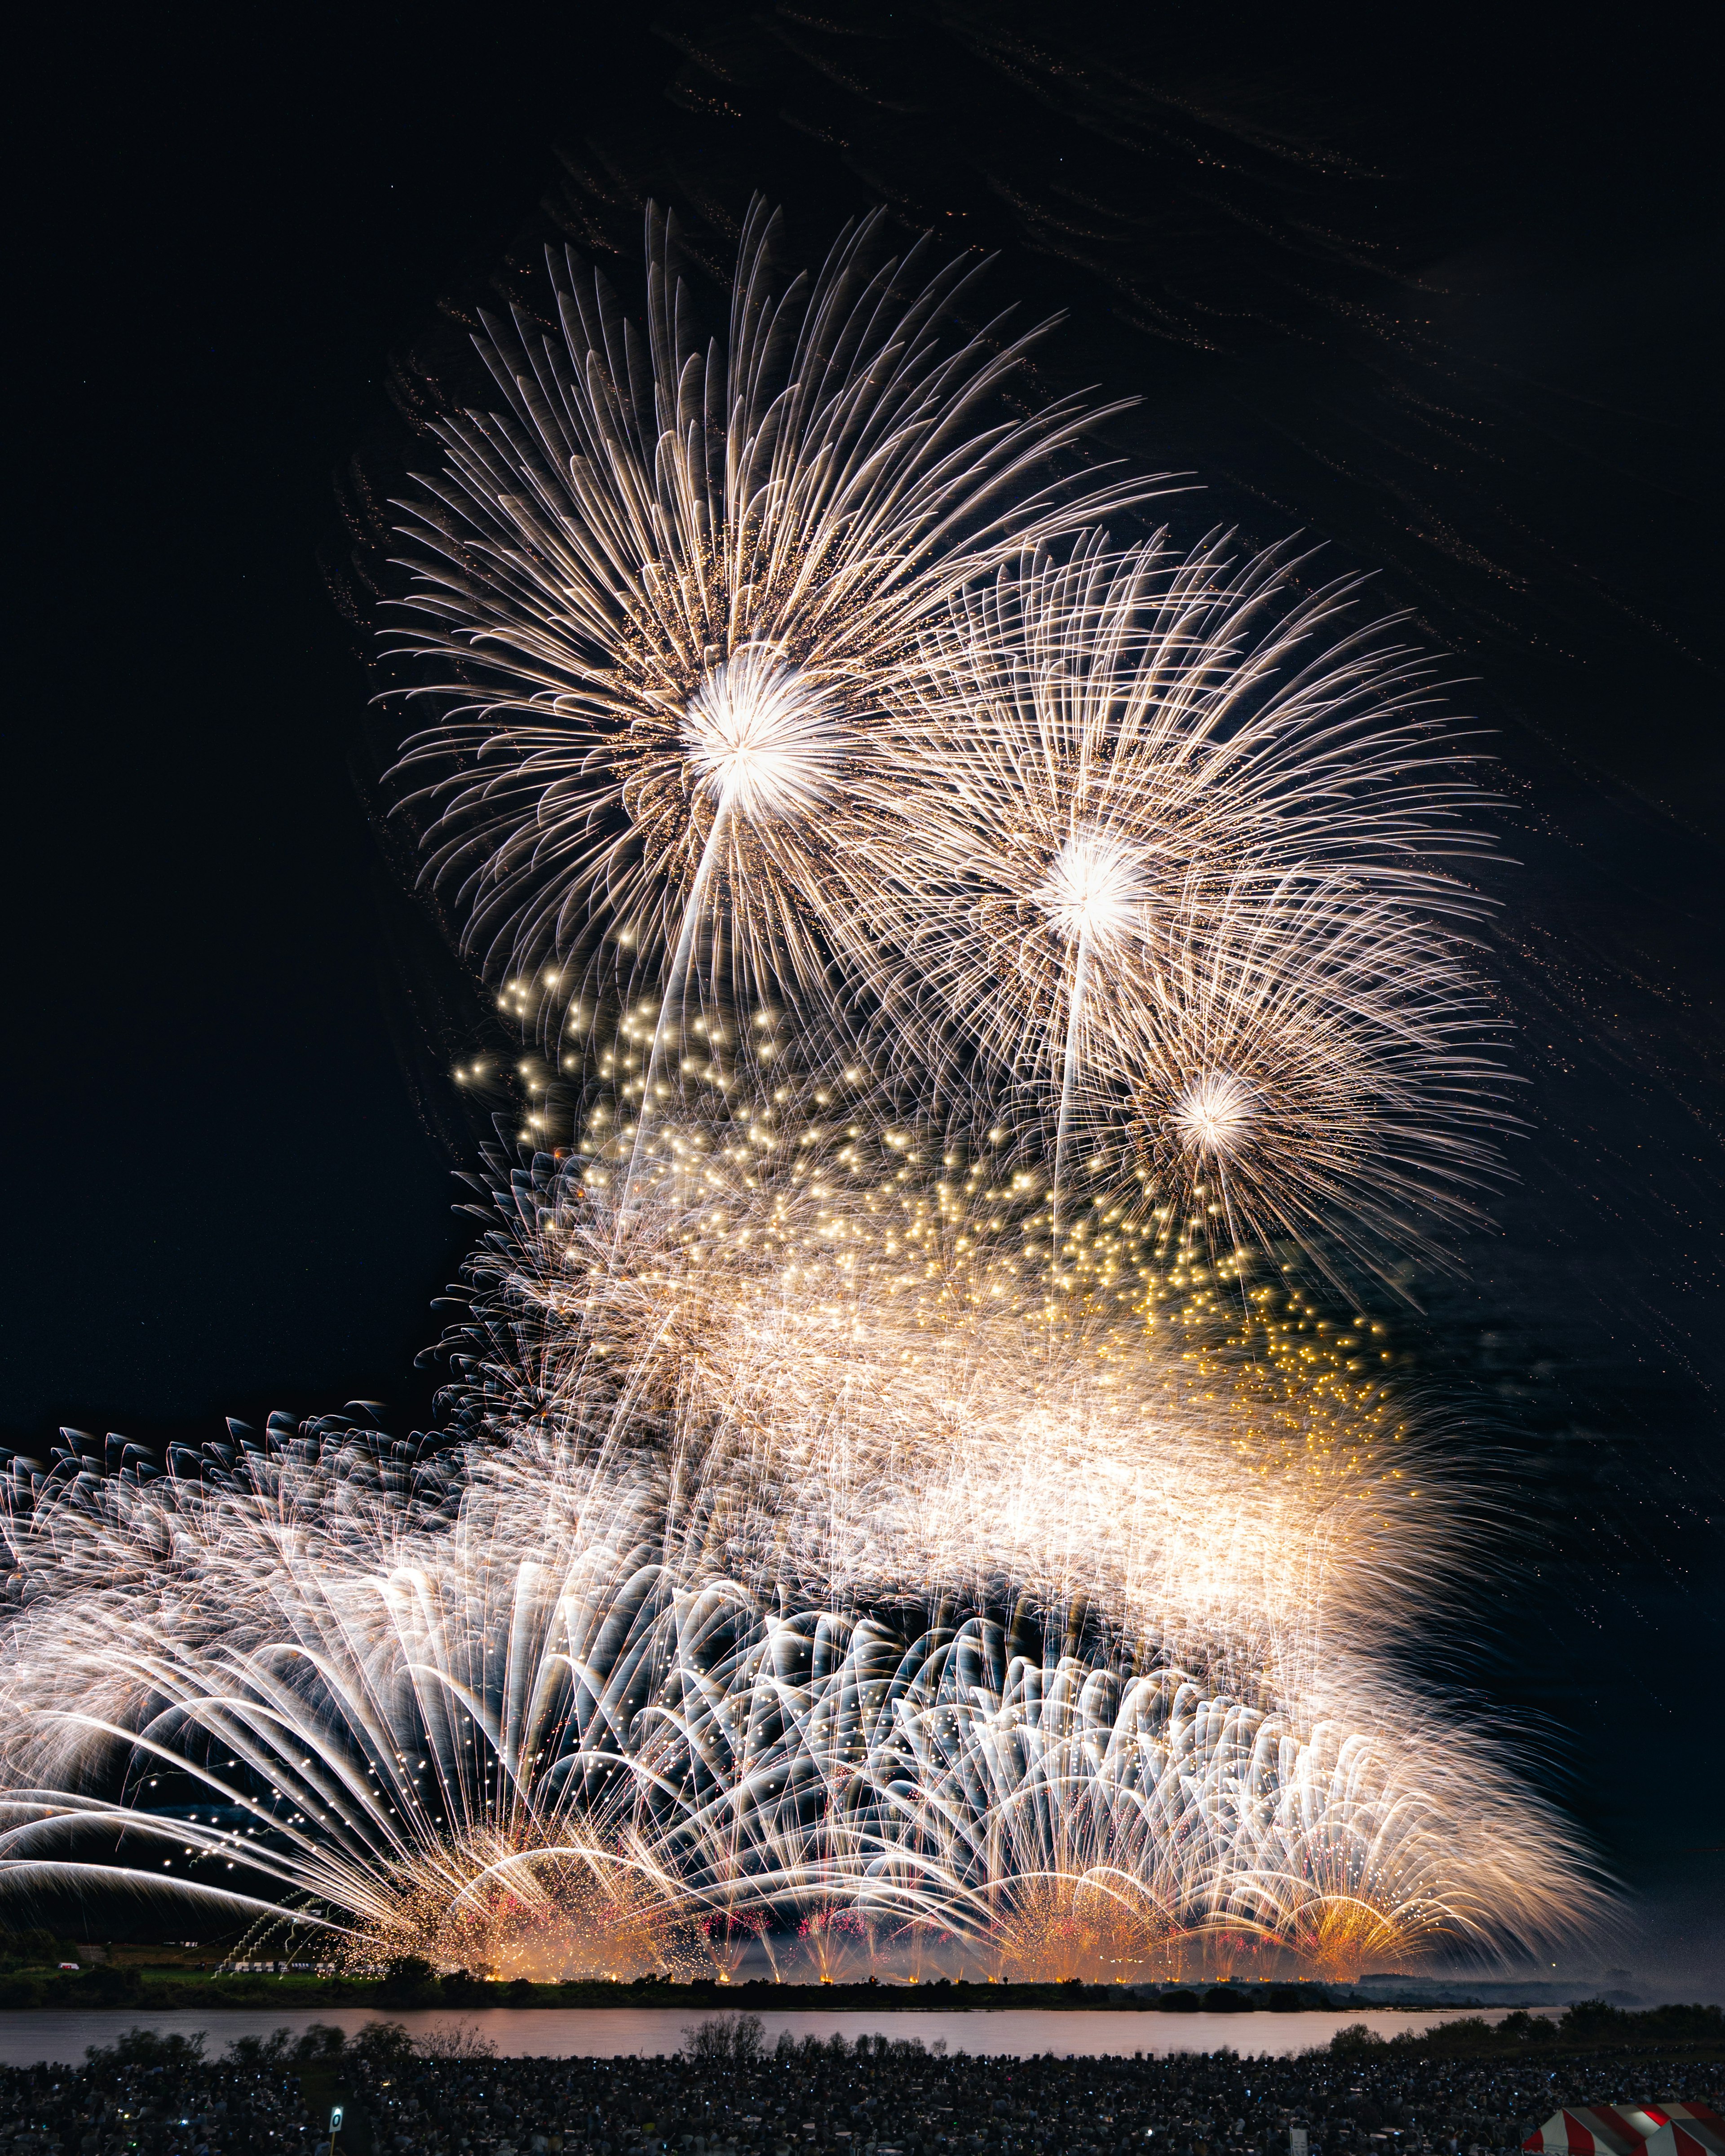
0 2004 1504 2070
0 1966 1440 2014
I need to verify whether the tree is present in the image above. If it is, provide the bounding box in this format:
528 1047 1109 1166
682 2013 766 2063
86 2028 207 2071
1329 2025 1388 2057
416 2022 498 2062
293 2024 349 2061
226 2031 295 2066
351 2021 416 2068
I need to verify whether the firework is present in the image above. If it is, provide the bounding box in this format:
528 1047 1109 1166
0 193 1581 1988
0 1413 1593 1984
388 201 1155 1077
388 212 1513 1277
1116 870 1516 1280
441 1136 1451 1691
843 531 1512 1280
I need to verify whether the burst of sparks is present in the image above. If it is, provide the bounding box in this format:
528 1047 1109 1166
1032 832 1152 952
841 531 1515 1284
0 1363 1596 1984
388 200 1156 1031
1172 1069 1256 1158
0 202 1583 1984
680 650 842 825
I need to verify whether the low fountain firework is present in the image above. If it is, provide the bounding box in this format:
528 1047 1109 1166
0 1350 1591 1982
0 1125 1597 1980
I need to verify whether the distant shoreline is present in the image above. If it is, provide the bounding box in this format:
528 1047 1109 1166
0 1969 1535 2015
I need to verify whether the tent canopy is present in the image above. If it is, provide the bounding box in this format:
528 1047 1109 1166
1524 2112 1650 2156
1523 2111 1725 2156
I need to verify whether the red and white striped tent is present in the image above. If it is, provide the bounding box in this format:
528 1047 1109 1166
1633 2126 1725 2156
1604 2112 1725 2146
1524 2110 1725 2156
1523 2111 1663 2155
1602 2116 1671 2146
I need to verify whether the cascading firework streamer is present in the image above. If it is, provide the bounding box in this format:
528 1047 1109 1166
0 203 1600 1981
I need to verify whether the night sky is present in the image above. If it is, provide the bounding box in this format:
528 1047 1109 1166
9 11 1720 1984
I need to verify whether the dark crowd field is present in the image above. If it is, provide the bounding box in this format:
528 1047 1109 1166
4 2003 1718 2156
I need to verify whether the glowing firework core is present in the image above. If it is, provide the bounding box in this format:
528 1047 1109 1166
1034 832 1148 949
681 650 841 822
1174 1070 1256 1157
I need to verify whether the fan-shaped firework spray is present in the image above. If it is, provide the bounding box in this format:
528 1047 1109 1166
0 1393 1595 1982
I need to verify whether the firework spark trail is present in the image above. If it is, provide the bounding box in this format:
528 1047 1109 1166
0 1413 1597 1982
443 1146 1452 1693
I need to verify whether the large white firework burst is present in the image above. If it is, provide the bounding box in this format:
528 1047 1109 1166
389 199 1154 1047
843 531 1513 1280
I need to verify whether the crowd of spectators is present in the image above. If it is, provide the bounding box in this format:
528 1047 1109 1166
1 2014 1716 2156
0 2027 311 2156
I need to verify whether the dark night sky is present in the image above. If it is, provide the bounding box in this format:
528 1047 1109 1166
8 9 1721 1983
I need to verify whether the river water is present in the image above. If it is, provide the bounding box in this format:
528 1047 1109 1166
1 2006 1549 2068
